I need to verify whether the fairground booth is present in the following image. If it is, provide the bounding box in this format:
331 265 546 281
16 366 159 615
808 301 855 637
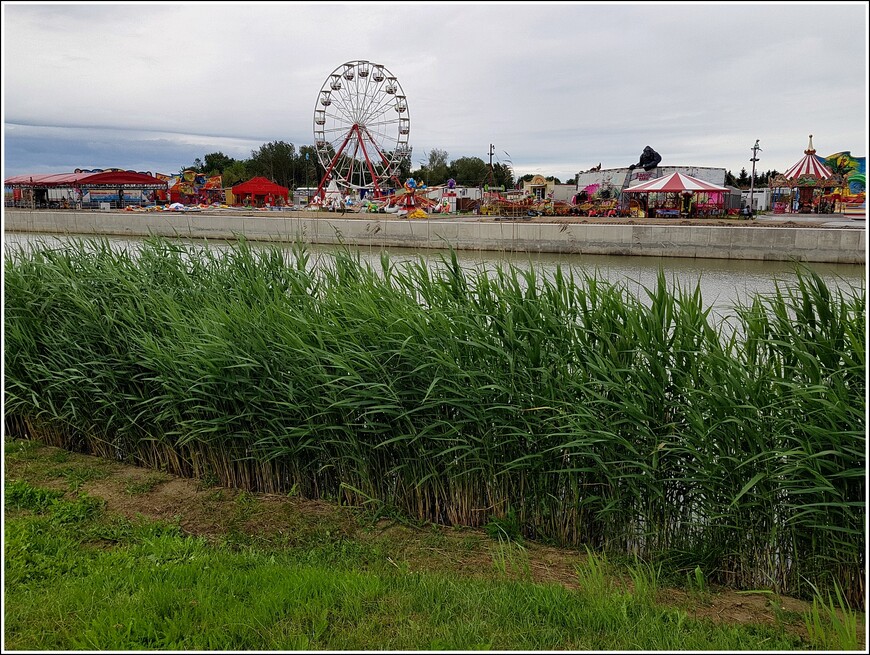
4 169 167 209
168 171 224 205
821 151 866 217
229 177 290 207
769 135 839 214
622 172 729 218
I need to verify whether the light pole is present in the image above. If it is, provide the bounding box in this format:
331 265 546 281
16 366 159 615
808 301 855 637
749 139 761 217
305 152 311 206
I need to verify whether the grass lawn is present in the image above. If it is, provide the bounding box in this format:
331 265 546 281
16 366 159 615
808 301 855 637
4 439 863 651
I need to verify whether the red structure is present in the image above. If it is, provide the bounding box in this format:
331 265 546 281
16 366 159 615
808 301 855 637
4 170 168 208
231 177 289 207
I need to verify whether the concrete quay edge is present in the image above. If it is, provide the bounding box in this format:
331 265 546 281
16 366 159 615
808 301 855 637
3 209 865 265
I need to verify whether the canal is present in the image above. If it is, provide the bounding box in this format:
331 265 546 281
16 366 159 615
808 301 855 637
4 231 865 316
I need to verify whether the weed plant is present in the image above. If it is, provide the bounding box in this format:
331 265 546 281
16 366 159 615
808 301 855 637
4 236 864 606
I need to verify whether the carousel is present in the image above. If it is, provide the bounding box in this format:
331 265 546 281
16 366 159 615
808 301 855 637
383 178 440 218
769 135 839 214
622 172 729 218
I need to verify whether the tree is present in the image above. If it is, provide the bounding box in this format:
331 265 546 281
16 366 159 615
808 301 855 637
491 162 515 190
736 167 750 188
297 145 322 189
222 160 249 187
394 150 413 185
180 158 204 174
409 165 427 185
449 156 489 186
248 141 297 189
426 148 450 184
202 152 237 175
725 170 737 186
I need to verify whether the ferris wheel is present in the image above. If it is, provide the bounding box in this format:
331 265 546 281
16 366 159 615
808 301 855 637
313 60 410 198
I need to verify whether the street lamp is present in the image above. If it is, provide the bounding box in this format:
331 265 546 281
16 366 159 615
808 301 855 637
749 139 761 218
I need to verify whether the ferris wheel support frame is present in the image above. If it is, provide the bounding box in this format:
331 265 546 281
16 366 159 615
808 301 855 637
314 125 402 200
314 129 355 200
363 125 405 191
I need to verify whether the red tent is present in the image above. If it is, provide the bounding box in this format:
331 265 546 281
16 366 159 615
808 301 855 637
231 177 289 206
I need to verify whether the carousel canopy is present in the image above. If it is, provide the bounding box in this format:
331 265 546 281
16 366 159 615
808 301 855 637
623 172 729 194
783 135 833 181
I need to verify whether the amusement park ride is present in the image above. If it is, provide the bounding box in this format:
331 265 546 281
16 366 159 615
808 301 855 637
313 60 410 201
311 59 454 217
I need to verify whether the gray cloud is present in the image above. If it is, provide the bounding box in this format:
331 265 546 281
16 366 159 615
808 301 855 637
3 2 867 182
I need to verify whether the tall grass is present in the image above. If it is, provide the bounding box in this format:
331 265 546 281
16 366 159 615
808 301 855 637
4 236 864 607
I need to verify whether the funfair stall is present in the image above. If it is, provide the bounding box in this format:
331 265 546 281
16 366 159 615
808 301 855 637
231 177 290 208
4 170 168 209
622 172 729 217
168 171 225 205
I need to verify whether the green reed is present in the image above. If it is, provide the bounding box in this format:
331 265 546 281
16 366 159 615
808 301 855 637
3 236 864 607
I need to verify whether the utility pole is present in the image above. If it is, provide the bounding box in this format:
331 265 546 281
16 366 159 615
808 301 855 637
749 139 761 218
488 143 495 189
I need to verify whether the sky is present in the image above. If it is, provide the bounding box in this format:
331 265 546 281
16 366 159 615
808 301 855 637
2 1 868 184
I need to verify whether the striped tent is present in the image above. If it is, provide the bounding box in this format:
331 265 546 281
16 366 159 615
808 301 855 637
622 172 729 217
623 172 729 193
783 135 834 181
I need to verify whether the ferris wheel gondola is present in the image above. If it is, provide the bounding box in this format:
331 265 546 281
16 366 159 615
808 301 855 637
313 60 410 199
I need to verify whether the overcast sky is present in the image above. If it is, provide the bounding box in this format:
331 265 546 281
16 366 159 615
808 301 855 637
2 1 867 183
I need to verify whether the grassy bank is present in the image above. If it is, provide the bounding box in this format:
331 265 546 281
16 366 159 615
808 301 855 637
7 440 863 651
4 236 865 607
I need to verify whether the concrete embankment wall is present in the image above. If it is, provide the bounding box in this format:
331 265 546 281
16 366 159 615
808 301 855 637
4 209 865 264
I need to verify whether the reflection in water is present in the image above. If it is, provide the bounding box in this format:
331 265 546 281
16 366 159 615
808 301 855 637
4 232 865 315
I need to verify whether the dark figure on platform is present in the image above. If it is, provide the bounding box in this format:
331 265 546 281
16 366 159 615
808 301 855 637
628 146 662 171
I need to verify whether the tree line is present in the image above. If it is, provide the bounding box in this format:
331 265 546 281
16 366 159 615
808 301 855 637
183 142 524 191
725 168 782 188
187 141 779 195
192 141 784 192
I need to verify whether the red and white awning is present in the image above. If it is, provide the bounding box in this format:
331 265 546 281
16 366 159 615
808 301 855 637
623 172 729 193
783 135 833 181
